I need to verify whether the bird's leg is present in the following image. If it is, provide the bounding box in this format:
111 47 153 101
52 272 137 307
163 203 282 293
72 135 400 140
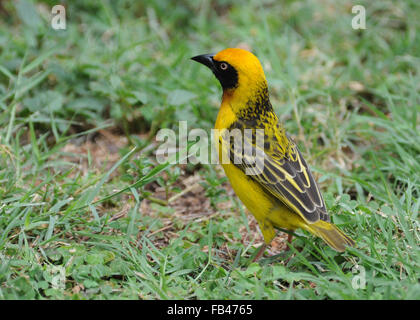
252 243 267 262
285 233 293 251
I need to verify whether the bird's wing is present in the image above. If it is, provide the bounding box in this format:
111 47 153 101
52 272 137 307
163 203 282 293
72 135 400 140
224 123 329 223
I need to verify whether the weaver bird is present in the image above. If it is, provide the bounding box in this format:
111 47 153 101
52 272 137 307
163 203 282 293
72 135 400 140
192 48 354 260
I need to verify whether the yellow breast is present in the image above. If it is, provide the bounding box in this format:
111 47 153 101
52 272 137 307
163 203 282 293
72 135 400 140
214 100 305 243
214 97 236 130
214 101 273 226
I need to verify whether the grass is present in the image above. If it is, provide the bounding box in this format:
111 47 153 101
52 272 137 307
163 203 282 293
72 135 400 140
0 0 419 299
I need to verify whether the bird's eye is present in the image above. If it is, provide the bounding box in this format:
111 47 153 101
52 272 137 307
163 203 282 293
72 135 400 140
220 62 228 70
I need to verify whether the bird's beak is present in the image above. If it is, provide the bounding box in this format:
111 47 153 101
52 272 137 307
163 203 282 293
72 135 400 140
191 53 215 70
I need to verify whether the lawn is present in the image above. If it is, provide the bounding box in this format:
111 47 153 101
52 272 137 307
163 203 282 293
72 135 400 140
0 0 419 299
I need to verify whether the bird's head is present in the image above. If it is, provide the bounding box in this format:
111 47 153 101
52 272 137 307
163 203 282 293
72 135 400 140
192 48 269 108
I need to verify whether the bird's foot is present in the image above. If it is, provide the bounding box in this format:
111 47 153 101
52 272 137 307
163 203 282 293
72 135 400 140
285 233 293 251
251 243 267 262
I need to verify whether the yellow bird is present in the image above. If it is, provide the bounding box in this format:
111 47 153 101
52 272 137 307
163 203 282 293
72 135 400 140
192 48 354 260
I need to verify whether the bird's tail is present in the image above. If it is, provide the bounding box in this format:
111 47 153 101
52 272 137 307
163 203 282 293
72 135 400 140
305 220 354 252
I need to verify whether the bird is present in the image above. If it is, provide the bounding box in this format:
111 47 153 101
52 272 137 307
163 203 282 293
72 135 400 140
192 48 354 260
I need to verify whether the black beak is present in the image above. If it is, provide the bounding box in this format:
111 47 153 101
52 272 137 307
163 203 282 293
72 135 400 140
191 53 215 69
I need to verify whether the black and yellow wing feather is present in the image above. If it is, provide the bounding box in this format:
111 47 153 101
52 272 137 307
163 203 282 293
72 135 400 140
223 119 329 224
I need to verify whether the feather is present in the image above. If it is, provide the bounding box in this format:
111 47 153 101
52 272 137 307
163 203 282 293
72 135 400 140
225 117 329 224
